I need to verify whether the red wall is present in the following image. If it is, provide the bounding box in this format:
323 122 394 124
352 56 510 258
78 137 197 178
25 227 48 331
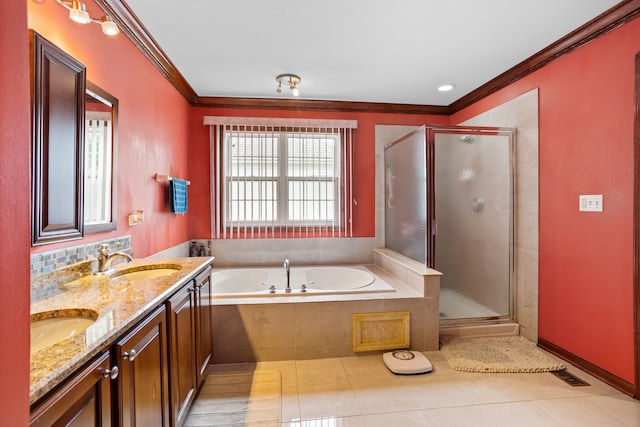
452 17 640 384
6 4 638 423
27 0 192 258
0 2 31 425
188 107 449 239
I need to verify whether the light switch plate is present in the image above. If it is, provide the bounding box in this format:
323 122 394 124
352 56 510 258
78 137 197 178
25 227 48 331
579 194 603 212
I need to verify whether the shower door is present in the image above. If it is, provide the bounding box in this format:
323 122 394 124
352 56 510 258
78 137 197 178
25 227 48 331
432 127 515 323
384 126 515 323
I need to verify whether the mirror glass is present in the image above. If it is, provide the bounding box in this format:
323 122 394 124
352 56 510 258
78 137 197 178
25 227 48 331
84 82 118 233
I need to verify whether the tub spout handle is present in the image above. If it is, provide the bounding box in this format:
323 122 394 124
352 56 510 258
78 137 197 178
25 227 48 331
262 282 277 293
284 258 291 293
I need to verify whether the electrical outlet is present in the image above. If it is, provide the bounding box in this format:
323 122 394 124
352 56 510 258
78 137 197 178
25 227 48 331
128 214 139 226
128 210 144 226
579 194 603 212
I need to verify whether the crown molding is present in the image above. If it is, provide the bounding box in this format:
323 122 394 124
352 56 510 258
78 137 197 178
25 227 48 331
194 96 451 115
450 0 640 112
95 0 198 104
97 0 640 115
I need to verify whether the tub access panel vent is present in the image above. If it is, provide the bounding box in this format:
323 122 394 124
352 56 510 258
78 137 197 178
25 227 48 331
352 311 410 352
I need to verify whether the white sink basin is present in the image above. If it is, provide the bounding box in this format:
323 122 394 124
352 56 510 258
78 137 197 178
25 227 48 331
109 265 181 282
31 309 98 354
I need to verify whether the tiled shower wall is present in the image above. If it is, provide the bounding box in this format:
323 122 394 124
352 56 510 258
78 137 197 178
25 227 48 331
459 89 539 342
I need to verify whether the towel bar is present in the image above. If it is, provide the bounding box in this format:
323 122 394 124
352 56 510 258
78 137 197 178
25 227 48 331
155 173 190 185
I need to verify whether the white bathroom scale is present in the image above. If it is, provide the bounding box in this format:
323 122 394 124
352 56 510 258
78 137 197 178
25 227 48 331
383 350 433 375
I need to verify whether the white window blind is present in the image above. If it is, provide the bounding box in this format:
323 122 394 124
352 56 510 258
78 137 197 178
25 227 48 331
205 117 357 239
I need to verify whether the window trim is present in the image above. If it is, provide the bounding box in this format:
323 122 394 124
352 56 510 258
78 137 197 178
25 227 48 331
84 81 118 234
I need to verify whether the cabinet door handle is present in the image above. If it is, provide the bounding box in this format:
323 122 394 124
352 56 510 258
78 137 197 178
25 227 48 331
101 366 119 379
123 349 137 361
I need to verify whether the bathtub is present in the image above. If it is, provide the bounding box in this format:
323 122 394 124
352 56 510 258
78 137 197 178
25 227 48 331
211 265 396 297
209 252 441 363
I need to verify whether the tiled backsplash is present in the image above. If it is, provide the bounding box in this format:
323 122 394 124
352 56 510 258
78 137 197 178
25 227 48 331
30 236 131 278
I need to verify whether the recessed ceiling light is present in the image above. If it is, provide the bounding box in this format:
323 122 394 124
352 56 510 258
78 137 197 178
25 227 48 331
438 84 455 92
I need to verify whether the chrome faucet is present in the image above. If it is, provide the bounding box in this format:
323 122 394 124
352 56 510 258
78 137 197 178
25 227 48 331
284 258 291 293
98 243 133 273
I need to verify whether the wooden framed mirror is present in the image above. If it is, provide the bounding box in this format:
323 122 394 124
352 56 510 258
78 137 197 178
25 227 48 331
84 82 118 233
30 31 86 246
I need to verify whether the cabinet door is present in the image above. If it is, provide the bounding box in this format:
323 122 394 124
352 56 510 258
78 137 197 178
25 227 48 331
194 266 213 386
167 283 197 426
30 351 113 427
115 305 170 427
30 30 85 246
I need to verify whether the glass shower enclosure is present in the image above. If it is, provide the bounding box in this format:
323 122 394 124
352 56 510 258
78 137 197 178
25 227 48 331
384 125 516 324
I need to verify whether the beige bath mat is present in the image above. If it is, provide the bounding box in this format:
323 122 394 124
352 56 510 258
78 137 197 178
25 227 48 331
440 335 565 373
184 370 281 426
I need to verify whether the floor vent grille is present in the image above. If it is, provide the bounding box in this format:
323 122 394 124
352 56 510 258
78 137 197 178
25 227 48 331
551 369 590 387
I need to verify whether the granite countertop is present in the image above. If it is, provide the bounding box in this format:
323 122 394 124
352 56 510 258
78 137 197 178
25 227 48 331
30 256 214 405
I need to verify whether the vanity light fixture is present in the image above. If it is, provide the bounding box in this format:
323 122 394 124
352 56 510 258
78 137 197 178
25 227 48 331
276 74 301 97
438 84 455 92
67 0 90 24
99 16 119 36
56 0 120 36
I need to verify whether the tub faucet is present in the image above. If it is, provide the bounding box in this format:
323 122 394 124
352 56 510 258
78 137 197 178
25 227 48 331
98 243 133 273
284 258 291 293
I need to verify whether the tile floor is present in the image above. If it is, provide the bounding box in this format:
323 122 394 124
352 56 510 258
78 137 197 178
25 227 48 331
186 370 282 426
205 351 640 426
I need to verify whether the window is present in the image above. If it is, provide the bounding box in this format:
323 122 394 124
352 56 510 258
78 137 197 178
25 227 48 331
206 117 357 239
226 129 339 223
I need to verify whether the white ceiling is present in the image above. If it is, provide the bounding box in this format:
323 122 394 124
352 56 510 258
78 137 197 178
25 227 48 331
124 0 620 106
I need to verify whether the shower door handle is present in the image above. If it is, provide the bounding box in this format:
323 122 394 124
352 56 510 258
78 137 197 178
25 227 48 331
432 219 438 236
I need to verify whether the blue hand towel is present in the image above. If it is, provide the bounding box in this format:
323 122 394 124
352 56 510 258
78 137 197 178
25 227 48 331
170 178 188 214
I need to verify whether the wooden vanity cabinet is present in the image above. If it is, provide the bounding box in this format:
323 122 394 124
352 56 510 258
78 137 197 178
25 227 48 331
194 266 213 385
167 282 197 426
30 351 114 427
167 266 213 426
30 264 213 427
114 305 170 427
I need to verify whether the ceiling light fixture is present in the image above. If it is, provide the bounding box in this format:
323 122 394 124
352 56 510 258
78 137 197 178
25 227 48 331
56 0 120 36
276 74 301 97
438 84 455 92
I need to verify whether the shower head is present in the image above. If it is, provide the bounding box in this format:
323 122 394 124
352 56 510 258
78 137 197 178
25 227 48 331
459 135 474 144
